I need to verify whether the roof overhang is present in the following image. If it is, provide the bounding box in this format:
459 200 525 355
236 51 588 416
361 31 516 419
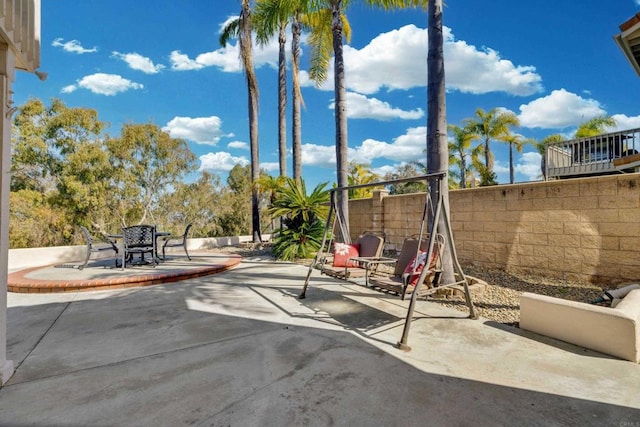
615 12 640 78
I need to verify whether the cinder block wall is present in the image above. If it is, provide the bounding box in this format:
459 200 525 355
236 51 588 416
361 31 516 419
348 174 640 285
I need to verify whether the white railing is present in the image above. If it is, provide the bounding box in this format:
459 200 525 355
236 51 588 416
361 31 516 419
546 127 640 179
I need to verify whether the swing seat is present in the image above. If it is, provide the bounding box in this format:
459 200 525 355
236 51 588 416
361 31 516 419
366 235 444 300
318 232 385 280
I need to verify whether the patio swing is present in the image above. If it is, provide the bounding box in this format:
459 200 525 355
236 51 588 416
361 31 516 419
299 172 478 350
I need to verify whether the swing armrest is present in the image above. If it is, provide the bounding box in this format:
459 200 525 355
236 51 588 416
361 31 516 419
351 257 398 286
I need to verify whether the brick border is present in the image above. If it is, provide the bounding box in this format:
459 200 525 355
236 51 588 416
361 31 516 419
7 254 242 293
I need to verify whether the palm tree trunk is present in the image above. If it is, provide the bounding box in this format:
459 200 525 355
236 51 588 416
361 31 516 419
509 142 514 184
241 0 261 243
278 23 287 178
485 137 493 172
460 155 467 189
332 1 350 240
292 13 303 182
426 0 453 284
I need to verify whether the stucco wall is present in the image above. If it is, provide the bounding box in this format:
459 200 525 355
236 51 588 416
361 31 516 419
348 174 640 285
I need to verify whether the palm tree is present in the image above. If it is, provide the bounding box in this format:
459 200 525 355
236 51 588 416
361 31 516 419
254 174 286 233
254 0 310 181
499 133 531 184
305 0 427 240
220 0 262 243
535 134 565 180
465 108 520 175
424 0 454 286
575 115 616 138
268 177 330 260
347 161 381 198
447 124 478 189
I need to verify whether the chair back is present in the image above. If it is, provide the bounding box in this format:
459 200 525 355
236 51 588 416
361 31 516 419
182 224 193 240
394 237 428 276
123 225 155 248
80 226 93 247
356 233 384 258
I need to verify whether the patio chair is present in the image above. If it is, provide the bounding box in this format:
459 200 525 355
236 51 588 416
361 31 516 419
160 223 192 261
121 225 156 270
79 226 119 270
318 231 385 280
366 234 444 300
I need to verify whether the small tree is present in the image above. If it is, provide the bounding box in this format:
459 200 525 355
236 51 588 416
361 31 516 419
268 178 329 260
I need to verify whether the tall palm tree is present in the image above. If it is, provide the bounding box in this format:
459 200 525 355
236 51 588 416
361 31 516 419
499 133 529 184
254 0 310 181
220 0 262 243
575 115 616 138
306 0 427 240
465 107 519 175
447 124 478 189
424 0 455 286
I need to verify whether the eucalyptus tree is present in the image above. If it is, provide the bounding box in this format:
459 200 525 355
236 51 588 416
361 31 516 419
575 115 616 138
11 98 113 243
220 0 262 243
465 107 519 175
106 123 197 227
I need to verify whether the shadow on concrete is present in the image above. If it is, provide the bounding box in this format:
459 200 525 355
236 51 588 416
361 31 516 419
2 260 639 425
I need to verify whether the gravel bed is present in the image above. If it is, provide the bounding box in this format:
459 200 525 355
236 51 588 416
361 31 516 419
214 245 606 327
428 265 604 327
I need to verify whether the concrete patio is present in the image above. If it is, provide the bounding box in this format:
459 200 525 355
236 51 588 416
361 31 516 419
0 254 638 425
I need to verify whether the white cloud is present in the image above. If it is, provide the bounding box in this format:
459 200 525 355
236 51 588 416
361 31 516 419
199 152 249 172
111 51 165 74
52 38 97 54
301 126 426 168
260 162 280 172
301 24 542 97
163 116 230 145
334 92 424 120
169 36 279 73
171 19 306 73
74 73 143 96
228 141 248 150
300 143 336 168
515 152 543 181
518 89 606 129
61 85 77 94
611 114 640 131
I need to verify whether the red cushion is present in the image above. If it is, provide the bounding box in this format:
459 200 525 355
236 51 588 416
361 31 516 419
403 251 438 286
333 243 360 267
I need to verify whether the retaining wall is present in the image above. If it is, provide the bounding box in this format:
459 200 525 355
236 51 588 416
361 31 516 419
348 174 640 285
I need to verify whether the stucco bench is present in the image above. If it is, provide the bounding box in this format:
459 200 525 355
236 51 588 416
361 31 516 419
520 290 640 363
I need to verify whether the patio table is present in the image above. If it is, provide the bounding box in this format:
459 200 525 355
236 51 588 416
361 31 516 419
108 229 171 265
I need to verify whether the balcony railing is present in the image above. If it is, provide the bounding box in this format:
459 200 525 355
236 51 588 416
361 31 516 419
546 127 640 179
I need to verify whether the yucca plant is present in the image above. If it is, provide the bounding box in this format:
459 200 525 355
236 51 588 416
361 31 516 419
268 177 329 261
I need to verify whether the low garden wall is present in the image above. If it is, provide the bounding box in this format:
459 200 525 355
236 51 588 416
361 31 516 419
348 173 640 285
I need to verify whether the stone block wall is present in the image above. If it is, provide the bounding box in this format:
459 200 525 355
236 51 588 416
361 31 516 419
347 174 640 285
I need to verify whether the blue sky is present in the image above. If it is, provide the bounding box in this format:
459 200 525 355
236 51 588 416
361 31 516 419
12 0 640 188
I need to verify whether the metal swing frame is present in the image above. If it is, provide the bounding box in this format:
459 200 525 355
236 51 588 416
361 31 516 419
299 172 477 350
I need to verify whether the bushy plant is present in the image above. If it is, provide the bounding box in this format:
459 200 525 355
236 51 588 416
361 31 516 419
268 178 329 261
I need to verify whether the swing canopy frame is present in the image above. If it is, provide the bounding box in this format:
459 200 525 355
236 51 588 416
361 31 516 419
298 172 477 350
